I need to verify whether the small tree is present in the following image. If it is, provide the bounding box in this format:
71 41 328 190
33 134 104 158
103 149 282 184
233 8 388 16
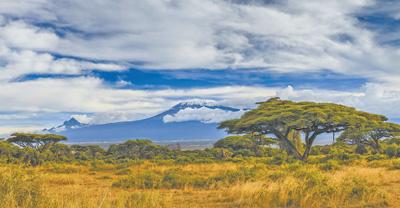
219 98 393 161
214 136 255 151
7 133 67 152
338 123 400 153
214 134 276 156
107 140 172 160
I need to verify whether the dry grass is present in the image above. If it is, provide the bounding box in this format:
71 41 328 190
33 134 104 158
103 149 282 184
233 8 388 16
0 159 400 208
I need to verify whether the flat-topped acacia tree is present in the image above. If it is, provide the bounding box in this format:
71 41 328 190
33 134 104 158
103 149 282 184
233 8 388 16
7 133 67 152
219 97 396 161
338 122 400 153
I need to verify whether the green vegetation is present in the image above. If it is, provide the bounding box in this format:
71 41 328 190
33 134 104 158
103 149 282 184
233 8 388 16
219 98 399 160
8 133 67 151
1 99 400 207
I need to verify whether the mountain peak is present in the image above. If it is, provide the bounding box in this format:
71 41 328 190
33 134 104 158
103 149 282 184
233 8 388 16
173 99 217 109
167 100 240 114
63 117 82 126
44 117 87 133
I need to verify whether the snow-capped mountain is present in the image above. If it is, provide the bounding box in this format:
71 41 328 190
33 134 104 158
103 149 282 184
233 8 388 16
45 101 244 143
44 117 87 132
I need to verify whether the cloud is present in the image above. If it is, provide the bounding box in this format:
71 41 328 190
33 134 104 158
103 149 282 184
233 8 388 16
0 76 276 123
163 107 245 123
70 114 92 124
0 21 59 50
277 84 400 119
0 0 397 81
0 125 44 137
1 75 400 124
0 20 127 81
0 0 398 82
0 0 400 133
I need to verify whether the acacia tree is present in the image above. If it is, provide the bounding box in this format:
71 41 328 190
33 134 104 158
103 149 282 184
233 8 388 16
219 98 394 161
7 133 67 152
338 122 400 153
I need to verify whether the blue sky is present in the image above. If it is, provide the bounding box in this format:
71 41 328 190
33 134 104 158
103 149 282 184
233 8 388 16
19 69 367 90
0 0 400 135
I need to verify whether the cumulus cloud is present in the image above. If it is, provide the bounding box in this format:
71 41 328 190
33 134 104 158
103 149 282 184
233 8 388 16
163 107 245 123
0 0 398 80
0 125 44 137
1 75 399 123
0 76 276 123
277 84 400 119
0 19 127 81
0 0 400 133
0 21 59 50
0 0 396 81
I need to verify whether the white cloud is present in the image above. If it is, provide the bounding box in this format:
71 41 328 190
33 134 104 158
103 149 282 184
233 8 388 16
277 84 400 119
0 49 126 81
0 21 59 50
0 0 392 81
70 114 92 124
0 77 276 123
163 107 245 123
1 75 399 124
0 0 400 133
0 0 397 81
0 125 44 137
0 19 127 81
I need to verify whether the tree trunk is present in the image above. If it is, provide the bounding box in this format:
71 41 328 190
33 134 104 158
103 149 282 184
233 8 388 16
280 137 302 160
372 139 381 153
301 144 312 161
301 134 318 161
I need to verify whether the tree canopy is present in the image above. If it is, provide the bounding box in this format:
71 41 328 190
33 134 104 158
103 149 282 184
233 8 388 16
107 139 174 159
338 122 400 152
219 97 397 160
7 133 67 151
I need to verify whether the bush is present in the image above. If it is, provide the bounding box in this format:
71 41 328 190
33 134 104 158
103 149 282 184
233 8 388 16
208 167 257 186
367 154 386 161
355 145 368 155
113 172 163 189
319 160 340 171
112 170 209 189
107 140 174 160
389 159 400 170
384 145 399 158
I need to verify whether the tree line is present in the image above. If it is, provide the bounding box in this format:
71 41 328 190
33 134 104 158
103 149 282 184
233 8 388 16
1 98 400 166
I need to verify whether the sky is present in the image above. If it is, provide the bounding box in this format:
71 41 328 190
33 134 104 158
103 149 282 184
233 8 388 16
1 0 400 136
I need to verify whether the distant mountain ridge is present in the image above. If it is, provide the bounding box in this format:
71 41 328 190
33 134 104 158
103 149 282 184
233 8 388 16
45 101 243 143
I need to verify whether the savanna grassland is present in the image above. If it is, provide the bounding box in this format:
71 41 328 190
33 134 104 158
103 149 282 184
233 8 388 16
1 157 400 208
2 99 400 208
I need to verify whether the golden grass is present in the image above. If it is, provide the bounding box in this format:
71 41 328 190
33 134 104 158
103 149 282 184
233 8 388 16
0 160 400 208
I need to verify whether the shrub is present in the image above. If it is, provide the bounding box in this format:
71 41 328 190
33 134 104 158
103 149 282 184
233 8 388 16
389 159 400 170
366 154 386 161
208 167 257 186
319 160 340 171
337 152 350 161
384 145 398 158
113 172 163 189
355 144 368 155
112 170 209 189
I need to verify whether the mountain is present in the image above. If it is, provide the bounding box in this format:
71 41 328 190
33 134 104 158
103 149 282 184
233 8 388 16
45 101 243 143
43 117 87 132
